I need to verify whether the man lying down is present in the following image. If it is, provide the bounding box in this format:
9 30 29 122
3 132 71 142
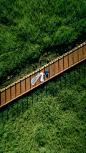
31 70 49 85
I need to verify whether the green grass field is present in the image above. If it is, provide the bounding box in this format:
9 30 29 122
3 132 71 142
0 0 86 79
0 0 86 152
0 61 86 153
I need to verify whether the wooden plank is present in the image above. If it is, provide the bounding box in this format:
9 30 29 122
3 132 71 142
11 85 15 99
1 91 5 105
74 50 78 63
53 63 55 75
50 63 54 77
21 79 25 93
26 77 30 91
64 55 68 69
6 88 10 102
79 47 83 60
16 82 20 96
59 58 63 71
69 53 73 66
54 60 58 74
83 45 86 57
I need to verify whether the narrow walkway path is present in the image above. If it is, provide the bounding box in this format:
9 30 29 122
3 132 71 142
0 42 86 108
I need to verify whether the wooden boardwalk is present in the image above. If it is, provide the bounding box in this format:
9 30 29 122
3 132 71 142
0 42 86 108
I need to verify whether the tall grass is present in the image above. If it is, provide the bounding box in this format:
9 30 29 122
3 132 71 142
0 61 86 152
0 0 86 79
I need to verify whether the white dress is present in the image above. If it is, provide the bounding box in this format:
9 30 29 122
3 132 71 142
40 72 44 82
31 72 44 85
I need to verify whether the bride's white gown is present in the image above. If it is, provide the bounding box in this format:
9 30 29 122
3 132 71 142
31 72 44 85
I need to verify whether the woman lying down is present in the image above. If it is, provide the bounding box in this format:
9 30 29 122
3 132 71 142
31 70 49 85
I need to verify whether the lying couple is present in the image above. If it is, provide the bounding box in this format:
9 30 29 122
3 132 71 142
31 70 49 85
